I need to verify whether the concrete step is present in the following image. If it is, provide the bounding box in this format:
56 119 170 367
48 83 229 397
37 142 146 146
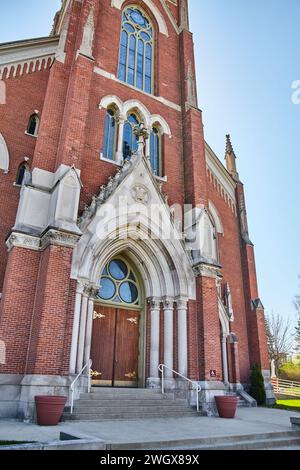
63 387 196 422
90 388 162 394
79 393 172 401
62 410 199 421
65 404 195 414
71 399 187 408
104 431 300 450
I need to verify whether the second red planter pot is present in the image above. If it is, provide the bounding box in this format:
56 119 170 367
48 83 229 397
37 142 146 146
215 395 239 419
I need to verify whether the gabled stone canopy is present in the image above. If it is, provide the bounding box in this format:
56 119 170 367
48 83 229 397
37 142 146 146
72 151 196 300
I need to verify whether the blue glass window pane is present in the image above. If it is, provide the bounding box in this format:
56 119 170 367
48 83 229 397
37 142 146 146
129 35 136 52
145 76 151 93
123 123 132 159
99 278 116 300
118 63 126 81
127 67 134 85
146 43 152 59
128 114 138 125
155 133 160 174
138 39 144 55
124 23 135 33
121 31 128 47
109 260 128 280
120 45 127 65
137 53 143 74
136 72 143 90
150 132 154 170
140 32 150 41
128 50 135 70
102 113 110 159
108 117 115 160
130 10 146 27
145 58 152 77
119 281 138 303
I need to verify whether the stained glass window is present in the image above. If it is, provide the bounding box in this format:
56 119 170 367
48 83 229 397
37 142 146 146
27 114 39 136
123 113 139 160
150 127 162 176
98 258 140 306
118 8 153 94
102 109 117 161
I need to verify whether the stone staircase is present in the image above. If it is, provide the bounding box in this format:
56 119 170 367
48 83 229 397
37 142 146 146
106 431 300 450
62 387 199 421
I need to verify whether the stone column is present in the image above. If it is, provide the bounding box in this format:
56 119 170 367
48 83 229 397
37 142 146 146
84 288 98 370
76 287 89 373
69 282 84 374
163 298 174 378
221 333 229 384
149 298 161 378
177 298 188 377
115 116 125 164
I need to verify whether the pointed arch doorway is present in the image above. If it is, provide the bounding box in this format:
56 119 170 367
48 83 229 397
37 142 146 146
90 256 145 388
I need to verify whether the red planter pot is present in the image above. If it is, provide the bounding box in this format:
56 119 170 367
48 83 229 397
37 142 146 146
35 396 67 426
215 396 239 419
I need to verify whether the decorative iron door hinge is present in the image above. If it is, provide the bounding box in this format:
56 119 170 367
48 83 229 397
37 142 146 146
125 371 137 379
94 311 106 320
90 369 102 378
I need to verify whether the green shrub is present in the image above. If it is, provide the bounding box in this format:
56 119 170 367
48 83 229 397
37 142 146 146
250 364 266 405
279 363 300 382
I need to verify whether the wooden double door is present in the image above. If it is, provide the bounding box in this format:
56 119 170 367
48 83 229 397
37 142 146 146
90 304 141 387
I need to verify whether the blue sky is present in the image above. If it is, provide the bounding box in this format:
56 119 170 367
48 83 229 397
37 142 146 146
0 1 299 328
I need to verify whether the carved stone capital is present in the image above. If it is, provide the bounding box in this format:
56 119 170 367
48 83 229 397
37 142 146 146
175 297 188 311
40 229 80 250
163 297 174 310
6 232 40 252
148 297 161 311
193 262 221 279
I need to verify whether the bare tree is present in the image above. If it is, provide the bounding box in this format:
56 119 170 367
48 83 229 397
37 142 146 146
265 312 294 374
294 277 300 354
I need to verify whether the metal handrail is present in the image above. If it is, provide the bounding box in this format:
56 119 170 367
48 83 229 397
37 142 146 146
70 359 92 414
158 364 202 412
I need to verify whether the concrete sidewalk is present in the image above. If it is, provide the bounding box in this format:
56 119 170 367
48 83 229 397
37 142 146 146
0 407 297 447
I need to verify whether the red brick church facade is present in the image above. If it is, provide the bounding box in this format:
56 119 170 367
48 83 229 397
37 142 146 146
0 0 273 419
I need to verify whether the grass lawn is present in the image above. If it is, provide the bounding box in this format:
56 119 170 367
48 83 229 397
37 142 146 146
274 400 300 413
0 441 35 446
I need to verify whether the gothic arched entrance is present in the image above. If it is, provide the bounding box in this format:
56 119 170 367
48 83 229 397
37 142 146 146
90 256 145 388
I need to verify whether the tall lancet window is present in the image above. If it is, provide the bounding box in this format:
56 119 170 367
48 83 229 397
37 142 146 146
102 109 117 161
123 113 139 160
118 7 154 94
150 127 162 176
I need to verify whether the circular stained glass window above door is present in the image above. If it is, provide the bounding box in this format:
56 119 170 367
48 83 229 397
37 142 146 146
98 258 141 307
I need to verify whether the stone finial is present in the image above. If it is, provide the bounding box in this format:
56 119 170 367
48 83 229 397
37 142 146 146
225 134 239 181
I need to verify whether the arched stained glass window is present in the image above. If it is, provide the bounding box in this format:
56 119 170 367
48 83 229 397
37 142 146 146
27 114 39 136
123 113 139 160
150 127 162 176
16 162 29 186
98 258 141 306
118 7 154 94
102 109 117 160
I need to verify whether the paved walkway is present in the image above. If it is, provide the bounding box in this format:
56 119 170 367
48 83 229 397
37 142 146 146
0 408 297 446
